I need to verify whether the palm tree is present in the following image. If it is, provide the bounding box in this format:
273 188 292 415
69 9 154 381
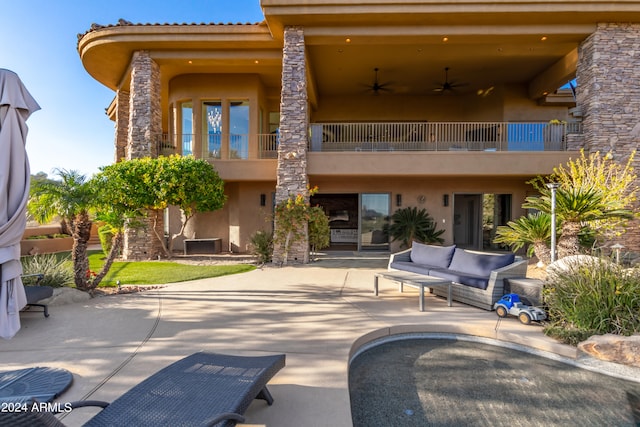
28 169 95 291
524 186 633 259
493 212 553 265
388 207 444 248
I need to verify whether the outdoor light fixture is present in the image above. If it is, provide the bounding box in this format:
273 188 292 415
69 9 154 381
443 194 449 207
396 194 402 207
611 243 625 264
546 183 560 262
260 194 266 206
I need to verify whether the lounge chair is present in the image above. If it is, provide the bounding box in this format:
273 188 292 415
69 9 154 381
1 351 286 427
22 273 53 318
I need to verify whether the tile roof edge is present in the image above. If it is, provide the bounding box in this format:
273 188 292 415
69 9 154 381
78 19 266 40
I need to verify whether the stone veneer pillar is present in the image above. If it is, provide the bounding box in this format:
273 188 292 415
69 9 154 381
114 90 129 162
273 26 310 264
122 51 164 260
577 23 640 252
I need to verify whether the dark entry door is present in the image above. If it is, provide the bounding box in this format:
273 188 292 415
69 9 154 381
453 194 482 249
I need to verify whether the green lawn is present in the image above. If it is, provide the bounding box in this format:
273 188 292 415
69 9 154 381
86 251 255 287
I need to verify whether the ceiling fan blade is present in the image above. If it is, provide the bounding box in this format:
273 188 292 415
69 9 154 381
365 68 393 95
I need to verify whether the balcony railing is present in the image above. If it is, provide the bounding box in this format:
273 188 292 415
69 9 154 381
157 121 580 159
309 122 581 152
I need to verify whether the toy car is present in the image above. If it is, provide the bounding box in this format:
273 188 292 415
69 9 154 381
494 293 547 325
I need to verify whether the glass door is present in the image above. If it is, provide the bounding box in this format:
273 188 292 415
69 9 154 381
360 193 390 251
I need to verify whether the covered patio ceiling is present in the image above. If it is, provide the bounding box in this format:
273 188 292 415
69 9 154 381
305 34 581 99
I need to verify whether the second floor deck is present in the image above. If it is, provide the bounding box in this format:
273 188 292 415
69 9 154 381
158 121 582 160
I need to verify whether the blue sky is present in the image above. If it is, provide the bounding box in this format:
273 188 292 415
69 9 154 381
0 0 264 177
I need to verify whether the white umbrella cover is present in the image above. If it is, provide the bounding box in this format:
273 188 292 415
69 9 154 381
0 69 40 339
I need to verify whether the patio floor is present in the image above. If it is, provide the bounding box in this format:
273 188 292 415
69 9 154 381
1 253 636 426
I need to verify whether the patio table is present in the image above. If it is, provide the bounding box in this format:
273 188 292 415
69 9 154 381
374 271 452 311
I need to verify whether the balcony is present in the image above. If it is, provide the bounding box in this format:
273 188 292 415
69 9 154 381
309 122 581 153
156 121 581 160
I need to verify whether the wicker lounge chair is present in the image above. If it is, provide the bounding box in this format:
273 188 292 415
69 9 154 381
1 352 286 427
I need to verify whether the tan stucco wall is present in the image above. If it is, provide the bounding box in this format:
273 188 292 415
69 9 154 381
309 176 532 252
172 175 538 254
171 181 276 254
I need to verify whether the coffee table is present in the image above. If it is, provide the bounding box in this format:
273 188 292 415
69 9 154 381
374 271 452 311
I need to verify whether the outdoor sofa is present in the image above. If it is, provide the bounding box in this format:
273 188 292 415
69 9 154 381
388 242 527 310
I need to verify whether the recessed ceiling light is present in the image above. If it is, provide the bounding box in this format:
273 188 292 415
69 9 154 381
345 38 351 43
254 60 259 64
541 36 548 41
442 37 449 42
188 60 193 64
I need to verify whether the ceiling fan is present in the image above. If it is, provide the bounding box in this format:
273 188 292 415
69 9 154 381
365 67 392 95
433 67 467 93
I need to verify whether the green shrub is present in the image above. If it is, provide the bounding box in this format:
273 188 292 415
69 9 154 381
543 258 640 345
308 206 330 254
98 224 115 257
21 253 74 288
249 230 273 265
389 207 444 248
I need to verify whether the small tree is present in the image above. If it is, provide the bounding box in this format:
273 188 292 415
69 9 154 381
525 150 636 258
273 186 328 264
388 207 444 248
28 169 95 291
273 193 309 265
96 156 226 258
308 206 330 257
493 212 553 264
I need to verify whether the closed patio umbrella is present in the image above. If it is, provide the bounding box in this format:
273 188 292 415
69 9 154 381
0 69 40 339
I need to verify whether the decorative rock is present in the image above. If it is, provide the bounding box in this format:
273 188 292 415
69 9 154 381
577 334 640 368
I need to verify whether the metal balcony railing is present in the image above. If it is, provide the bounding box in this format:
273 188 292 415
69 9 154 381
157 121 580 160
309 122 580 152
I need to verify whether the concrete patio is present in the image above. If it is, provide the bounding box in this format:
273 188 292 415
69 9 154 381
1 253 634 426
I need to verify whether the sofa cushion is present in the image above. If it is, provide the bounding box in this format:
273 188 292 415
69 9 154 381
389 261 432 276
409 242 456 268
428 268 490 290
447 249 515 277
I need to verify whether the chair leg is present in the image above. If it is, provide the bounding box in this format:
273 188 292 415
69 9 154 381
27 303 50 318
256 386 275 405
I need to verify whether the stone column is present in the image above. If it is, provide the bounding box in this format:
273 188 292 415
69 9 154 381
123 50 164 260
127 51 161 159
273 26 310 264
577 23 640 251
114 89 129 162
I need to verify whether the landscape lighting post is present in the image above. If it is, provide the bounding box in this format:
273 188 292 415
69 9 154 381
546 183 560 263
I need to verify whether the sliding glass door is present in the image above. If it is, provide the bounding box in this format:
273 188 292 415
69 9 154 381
360 193 390 251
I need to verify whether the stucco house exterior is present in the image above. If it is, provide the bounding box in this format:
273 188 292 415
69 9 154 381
77 0 640 261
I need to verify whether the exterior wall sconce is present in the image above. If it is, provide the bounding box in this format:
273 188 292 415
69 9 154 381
260 194 266 206
443 194 449 207
396 194 402 207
